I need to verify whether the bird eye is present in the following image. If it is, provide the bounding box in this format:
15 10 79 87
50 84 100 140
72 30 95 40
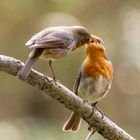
97 39 101 43
97 38 104 45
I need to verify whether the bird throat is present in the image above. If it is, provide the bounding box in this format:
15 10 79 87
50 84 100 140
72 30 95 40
84 45 113 80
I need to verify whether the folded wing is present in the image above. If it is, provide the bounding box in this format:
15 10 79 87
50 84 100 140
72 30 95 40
26 30 75 50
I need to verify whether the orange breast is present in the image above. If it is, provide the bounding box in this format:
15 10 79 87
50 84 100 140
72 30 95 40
83 42 113 80
83 57 113 80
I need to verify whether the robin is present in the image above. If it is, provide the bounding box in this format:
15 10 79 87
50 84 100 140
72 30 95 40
63 35 113 137
17 26 92 80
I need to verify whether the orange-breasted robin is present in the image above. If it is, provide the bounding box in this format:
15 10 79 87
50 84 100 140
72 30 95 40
17 26 92 80
63 35 113 134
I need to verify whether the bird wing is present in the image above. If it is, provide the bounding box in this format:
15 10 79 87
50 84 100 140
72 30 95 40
73 69 82 95
26 30 75 50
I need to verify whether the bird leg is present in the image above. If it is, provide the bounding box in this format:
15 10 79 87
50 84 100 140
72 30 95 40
49 60 56 80
43 74 50 82
92 102 105 119
94 106 105 119
85 126 96 140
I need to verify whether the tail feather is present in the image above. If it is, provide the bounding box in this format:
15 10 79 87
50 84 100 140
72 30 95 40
17 48 43 80
17 57 37 79
63 112 81 132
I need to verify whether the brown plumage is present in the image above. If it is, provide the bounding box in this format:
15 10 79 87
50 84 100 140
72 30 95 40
17 26 92 80
63 35 113 133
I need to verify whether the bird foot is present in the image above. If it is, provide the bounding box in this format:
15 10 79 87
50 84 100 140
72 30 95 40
85 126 96 140
17 70 28 80
43 74 50 82
94 106 105 119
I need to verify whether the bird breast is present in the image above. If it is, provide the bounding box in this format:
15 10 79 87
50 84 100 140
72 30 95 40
40 48 69 60
78 75 112 105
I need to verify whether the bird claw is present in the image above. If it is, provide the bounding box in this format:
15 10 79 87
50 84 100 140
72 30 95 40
52 78 60 83
17 70 28 80
52 75 57 81
43 74 50 82
94 106 105 119
85 126 96 140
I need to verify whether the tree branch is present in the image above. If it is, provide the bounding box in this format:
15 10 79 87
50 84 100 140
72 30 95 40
0 55 135 140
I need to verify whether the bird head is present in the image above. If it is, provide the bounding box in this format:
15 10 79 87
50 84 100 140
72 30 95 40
72 26 92 45
86 35 109 60
90 35 104 45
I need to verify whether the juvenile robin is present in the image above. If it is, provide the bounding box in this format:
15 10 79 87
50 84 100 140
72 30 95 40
63 35 113 136
17 26 92 80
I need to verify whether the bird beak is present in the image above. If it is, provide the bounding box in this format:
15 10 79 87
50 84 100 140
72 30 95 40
89 35 95 43
25 40 34 46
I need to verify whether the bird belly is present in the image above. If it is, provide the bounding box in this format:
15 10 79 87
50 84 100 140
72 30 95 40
40 48 69 60
78 76 112 104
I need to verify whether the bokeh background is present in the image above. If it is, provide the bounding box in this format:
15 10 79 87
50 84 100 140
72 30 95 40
0 0 140 139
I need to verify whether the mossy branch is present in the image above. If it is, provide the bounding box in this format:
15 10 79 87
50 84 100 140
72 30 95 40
0 55 135 140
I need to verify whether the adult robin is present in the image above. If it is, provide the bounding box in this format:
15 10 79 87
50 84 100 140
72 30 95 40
63 35 113 136
17 26 92 80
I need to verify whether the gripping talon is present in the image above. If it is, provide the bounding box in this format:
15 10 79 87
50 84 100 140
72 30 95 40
85 127 96 140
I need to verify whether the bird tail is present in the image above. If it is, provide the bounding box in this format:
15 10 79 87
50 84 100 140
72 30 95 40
63 112 82 132
17 48 43 79
17 57 37 79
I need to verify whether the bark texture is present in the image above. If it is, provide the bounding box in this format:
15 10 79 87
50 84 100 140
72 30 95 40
0 55 135 140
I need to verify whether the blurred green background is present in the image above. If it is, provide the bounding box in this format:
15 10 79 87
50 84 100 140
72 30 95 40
0 0 140 139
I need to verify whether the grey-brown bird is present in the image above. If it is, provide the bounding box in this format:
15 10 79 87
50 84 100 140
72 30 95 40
17 26 92 80
63 35 113 138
